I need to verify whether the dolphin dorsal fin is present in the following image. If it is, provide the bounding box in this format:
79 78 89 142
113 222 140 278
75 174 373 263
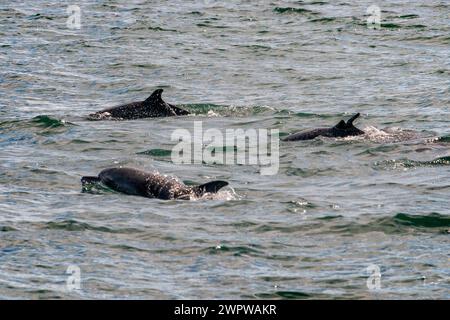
144 89 164 105
193 181 228 195
334 120 347 129
347 113 360 126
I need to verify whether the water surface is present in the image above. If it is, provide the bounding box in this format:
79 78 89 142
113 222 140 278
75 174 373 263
0 0 449 299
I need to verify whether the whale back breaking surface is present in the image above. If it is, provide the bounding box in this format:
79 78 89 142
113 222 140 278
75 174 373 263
87 89 189 120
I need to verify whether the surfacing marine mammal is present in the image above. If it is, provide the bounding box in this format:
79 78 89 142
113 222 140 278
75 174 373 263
81 167 228 200
88 89 189 120
283 113 364 141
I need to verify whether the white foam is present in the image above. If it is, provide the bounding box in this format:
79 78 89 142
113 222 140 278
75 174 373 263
357 126 419 143
193 186 239 201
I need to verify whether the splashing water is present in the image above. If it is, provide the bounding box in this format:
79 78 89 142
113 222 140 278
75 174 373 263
195 186 240 201
362 126 422 143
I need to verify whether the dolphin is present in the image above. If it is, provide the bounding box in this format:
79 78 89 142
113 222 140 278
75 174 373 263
81 167 228 200
282 113 365 141
88 89 190 120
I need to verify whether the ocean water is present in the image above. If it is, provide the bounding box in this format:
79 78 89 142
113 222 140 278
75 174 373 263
0 0 449 299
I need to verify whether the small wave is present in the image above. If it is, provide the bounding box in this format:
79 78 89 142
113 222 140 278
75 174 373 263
285 167 336 178
380 23 402 29
434 69 449 75
288 111 332 118
31 115 69 128
394 213 450 229
397 14 420 19
330 213 449 235
136 148 172 157
305 1 328 5
374 156 450 170
0 115 72 145
273 7 318 15
0 119 20 128
309 17 336 23
44 220 142 234
27 13 54 21
252 213 449 236
1 115 70 131
255 291 312 299
285 199 317 212
0 226 17 232
206 244 263 256
146 26 177 32
354 20 426 30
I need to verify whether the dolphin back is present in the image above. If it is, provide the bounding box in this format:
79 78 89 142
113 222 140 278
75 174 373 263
99 167 151 197
282 128 330 141
88 89 189 120
283 113 364 141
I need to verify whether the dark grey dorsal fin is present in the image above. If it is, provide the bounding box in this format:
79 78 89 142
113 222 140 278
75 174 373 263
144 89 164 105
193 181 228 196
347 113 360 126
334 120 347 129
143 89 190 116
334 113 361 129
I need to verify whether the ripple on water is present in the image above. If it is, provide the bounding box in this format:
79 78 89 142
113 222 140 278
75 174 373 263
44 220 144 234
374 156 450 170
328 213 450 235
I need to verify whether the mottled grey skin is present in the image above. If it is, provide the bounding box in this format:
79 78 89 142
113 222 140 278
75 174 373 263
283 113 364 141
88 89 189 120
81 167 228 200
